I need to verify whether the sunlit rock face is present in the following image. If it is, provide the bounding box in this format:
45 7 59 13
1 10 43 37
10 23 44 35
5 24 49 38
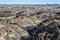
0 4 60 40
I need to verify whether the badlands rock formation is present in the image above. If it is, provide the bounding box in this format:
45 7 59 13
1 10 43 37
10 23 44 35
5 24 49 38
0 4 60 40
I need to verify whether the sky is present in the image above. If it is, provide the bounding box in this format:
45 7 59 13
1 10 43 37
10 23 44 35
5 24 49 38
0 0 60 4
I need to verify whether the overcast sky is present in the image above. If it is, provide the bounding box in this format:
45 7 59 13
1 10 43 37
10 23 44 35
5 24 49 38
0 0 60 4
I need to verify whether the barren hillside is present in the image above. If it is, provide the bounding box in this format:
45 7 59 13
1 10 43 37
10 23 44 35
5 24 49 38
0 4 60 40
